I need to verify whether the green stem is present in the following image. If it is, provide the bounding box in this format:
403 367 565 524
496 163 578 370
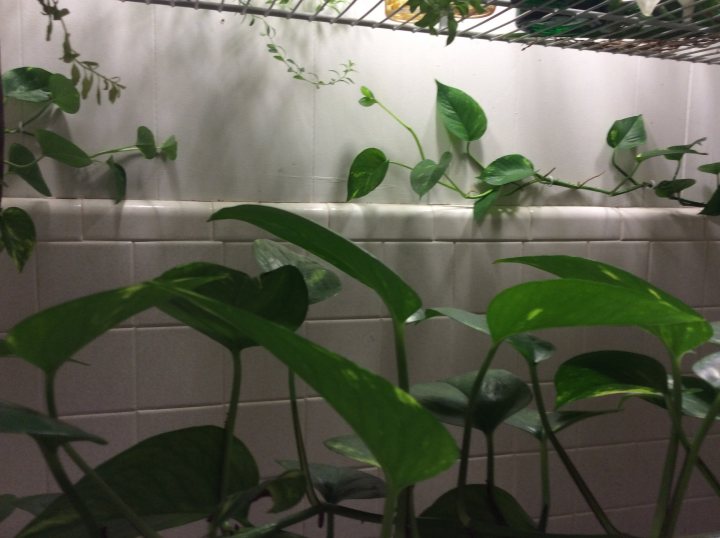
485 433 505 525
380 491 399 538
661 392 720 538
289 370 321 507
326 512 335 538
536 173 649 197
538 433 550 532
393 319 410 392
376 100 425 160
89 146 141 159
678 433 720 497
325 503 383 524
63 445 161 538
221 351 242 500
15 103 52 132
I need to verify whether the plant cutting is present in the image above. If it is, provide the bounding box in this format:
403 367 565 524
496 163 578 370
1 204 719 538
348 82 720 221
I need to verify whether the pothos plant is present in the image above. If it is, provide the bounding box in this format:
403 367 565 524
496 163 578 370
347 82 720 221
1 204 720 538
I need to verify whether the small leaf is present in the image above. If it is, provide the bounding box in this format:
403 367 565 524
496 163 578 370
358 86 377 107
80 76 92 99
70 64 80 85
506 408 619 440
481 154 535 186
252 239 341 304
48 73 80 114
473 189 500 223
436 81 487 141
0 400 105 443
347 148 389 201
106 157 127 204
699 162 720 175
36 130 92 167
2 67 52 102
654 179 696 198
8 144 51 196
278 461 386 504
636 139 706 162
324 434 380 468
507 333 554 365
700 186 720 216
693 352 720 390
410 152 452 197
555 351 668 407
410 307 489 334
0 207 36 272
607 115 647 149
160 135 178 161
136 126 158 159
644 376 719 420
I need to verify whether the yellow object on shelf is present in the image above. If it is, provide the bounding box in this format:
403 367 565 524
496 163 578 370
384 0 495 22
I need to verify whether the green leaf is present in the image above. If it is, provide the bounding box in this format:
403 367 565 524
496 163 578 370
636 139 706 162
435 81 487 141
253 239 341 304
644 376 719 420
358 86 377 107
106 157 127 204
693 352 720 390
412 369 532 435
0 207 36 272
210 205 421 324
19 426 258 538
410 152 452 197
0 495 16 523
481 154 535 186
507 333 554 365
0 400 105 444
324 434 380 468
346 148 389 201
48 73 80 114
136 126 158 159
158 263 308 352
700 186 720 216
36 130 92 167
505 408 619 440
8 144 51 196
70 64 80 85
699 162 720 175
493 255 712 357
2 67 52 102
12 495 61 517
410 307 489 334
654 179 696 198
555 351 668 407
160 135 178 161
278 461 386 503
607 115 646 149
473 189 500 223
1 276 218 373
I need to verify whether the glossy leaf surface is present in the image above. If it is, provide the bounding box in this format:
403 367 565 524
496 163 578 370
210 205 421 324
0 207 36 272
36 129 92 167
555 351 667 407
607 115 646 149
347 148 389 201
410 307 489 334
436 81 487 141
644 376 719 420
2 67 52 102
0 400 105 444
506 408 618 440
693 352 720 390
253 239 341 304
410 152 452 197
8 144 51 196
324 434 380 468
480 155 535 186
136 126 157 159
19 426 258 538
507 333 554 365
279 461 386 503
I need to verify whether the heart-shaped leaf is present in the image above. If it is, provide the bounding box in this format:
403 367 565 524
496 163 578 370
278 461 386 503
136 126 157 159
607 115 646 149
358 86 377 107
473 189 501 223
410 152 452 197
555 351 668 407
2 67 52 102
36 130 92 167
507 333 554 365
654 179 696 198
699 162 720 175
505 408 619 440
700 186 720 216
8 144 51 196
347 148 389 201
106 157 127 204
480 155 535 186
160 135 178 161
693 352 720 390
48 73 80 114
0 207 36 272
0 400 105 444
324 434 380 468
436 81 487 141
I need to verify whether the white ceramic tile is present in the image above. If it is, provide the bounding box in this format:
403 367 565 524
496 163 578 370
620 208 705 240
0 0 21 70
604 504 655 537
382 242 454 308
234 343 308 402
0 355 43 411
136 405 227 440
36 241 133 309
212 202 329 241
432 205 531 242
529 207 620 241
7 198 83 241
648 241 708 307
83 200 213 241
587 241 650 279
675 495 720 536
514 450 580 518
135 326 227 409
0 435 48 497
0 251 37 332
303 397 359 468
54 329 136 416
327 204 434 241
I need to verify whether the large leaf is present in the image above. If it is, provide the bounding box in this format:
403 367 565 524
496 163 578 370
644 376 720 420
554 351 668 407
505 408 619 440
700 186 720 216
159 287 457 493
135 126 157 159
324 434 380 468
36 130 92 167
0 207 36 272
480 155 535 186
436 81 487 141
19 426 259 538
210 205 421 324
607 115 646 149
48 73 80 114
2 67 52 102
0 276 218 373
409 307 489 334
411 369 532 435
346 148 389 201
654 179 696 198
410 152 452 197
693 352 720 390
158 263 308 352
0 400 105 444
493 255 712 357
8 144 51 196
278 461 386 503
473 189 501 223
252 239 341 304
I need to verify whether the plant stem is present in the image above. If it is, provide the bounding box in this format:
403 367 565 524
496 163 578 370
538 433 550 532
14 103 52 133
380 491 398 538
220 350 242 501
63 445 161 538
376 100 425 161
89 146 140 159
289 370 321 507
677 433 720 497
485 432 505 525
226 505 323 537
326 512 335 538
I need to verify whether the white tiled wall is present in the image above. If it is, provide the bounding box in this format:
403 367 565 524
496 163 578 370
0 199 719 537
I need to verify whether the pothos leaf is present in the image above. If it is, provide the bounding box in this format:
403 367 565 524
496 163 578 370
136 126 158 159
0 207 36 272
410 152 452 197
347 148 389 201
436 81 487 141
607 115 646 149
8 144 51 197
106 157 127 204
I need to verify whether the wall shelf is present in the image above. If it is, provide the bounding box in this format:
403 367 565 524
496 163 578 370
123 0 720 63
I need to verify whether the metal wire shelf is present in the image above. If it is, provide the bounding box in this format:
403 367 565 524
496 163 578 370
122 0 720 64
